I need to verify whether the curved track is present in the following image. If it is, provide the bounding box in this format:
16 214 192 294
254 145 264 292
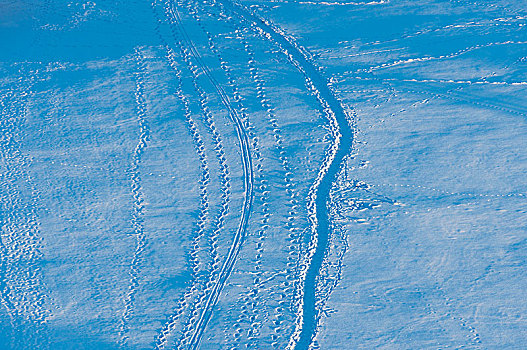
212 1 355 348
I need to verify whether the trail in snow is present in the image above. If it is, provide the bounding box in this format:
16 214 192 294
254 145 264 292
151 2 232 348
166 7 255 349
118 48 150 349
213 1 355 348
151 1 255 348
153 45 214 350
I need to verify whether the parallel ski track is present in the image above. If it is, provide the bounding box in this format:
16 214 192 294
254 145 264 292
173 3 275 347
233 34 278 349
177 3 268 347
242 37 301 349
118 48 150 349
154 46 214 349
195 2 310 346
152 1 255 348
166 6 255 349
173 16 233 346
212 1 354 348
151 2 233 347
220 22 303 349
203 3 306 345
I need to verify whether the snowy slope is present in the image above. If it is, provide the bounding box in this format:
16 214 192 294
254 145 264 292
0 0 526 349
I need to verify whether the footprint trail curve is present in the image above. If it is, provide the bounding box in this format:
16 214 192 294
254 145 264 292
155 1 255 349
213 1 355 348
153 46 214 349
118 48 150 349
151 5 232 347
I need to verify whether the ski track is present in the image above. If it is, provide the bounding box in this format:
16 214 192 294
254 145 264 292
163 4 255 349
3 1 524 349
153 46 214 349
190 1 320 345
391 84 527 119
118 48 150 349
181 5 267 348
354 40 527 74
212 1 355 348
266 0 389 5
184 1 311 346
318 14 527 57
151 4 230 349
172 3 277 347
150 3 219 347
174 4 241 349
151 1 255 349
0 69 51 349
236 25 303 350
160 41 230 349
160 5 233 350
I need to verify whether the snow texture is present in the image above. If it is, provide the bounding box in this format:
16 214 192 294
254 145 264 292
0 0 526 349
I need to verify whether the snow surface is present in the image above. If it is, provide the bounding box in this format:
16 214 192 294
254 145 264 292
0 0 526 349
